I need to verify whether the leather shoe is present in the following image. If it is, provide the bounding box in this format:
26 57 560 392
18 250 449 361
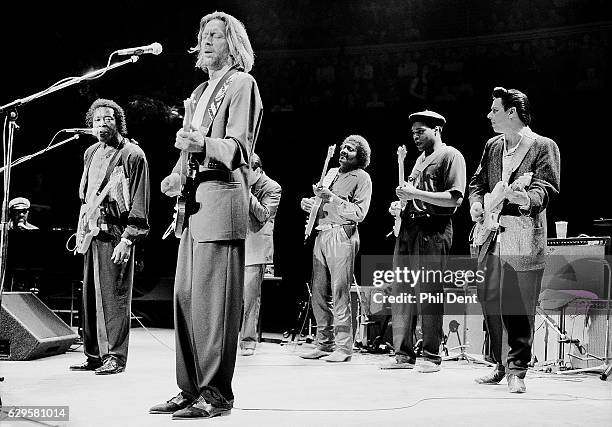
507 374 526 393
475 367 506 385
417 360 441 373
379 355 415 370
172 396 232 419
94 357 125 375
149 392 194 414
240 348 255 356
69 359 102 371
321 350 352 362
299 348 332 359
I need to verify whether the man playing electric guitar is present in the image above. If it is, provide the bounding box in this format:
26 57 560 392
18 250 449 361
299 135 372 363
70 98 150 376
381 110 466 373
469 87 560 393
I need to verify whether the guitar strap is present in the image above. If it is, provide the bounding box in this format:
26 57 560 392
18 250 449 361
96 139 126 197
322 168 339 189
181 67 239 169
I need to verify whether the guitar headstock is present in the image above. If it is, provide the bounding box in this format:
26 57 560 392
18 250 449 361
327 144 337 160
511 172 534 191
397 145 407 163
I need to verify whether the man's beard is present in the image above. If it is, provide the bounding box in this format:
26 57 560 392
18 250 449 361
203 50 230 72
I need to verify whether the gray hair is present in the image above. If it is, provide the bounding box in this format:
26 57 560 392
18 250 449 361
191 11 254 73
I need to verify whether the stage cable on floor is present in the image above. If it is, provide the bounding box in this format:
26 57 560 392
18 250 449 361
232 394 612 413
130 311 175 352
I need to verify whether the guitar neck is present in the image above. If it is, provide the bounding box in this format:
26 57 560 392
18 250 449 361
318 156 332 185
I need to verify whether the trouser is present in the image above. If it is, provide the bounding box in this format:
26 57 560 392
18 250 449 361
391 216 452 364
311 226 359 354
174 232 244 403
82 238 134 366
477 241 543 377
240 264 265 349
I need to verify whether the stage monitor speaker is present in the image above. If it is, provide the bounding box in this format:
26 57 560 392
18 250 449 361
543 237 610 298
0 292 78 361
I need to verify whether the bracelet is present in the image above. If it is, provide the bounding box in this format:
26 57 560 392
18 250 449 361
121 237 133 246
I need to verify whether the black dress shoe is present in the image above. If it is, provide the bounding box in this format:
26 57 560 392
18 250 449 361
172 397 231 419
94 358 125 375
475 367 506 384
149 392 193 414
69 359 102 371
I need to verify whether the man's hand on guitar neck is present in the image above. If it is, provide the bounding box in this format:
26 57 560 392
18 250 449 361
396 181 418 202
161 173 182 197
175 128 205 153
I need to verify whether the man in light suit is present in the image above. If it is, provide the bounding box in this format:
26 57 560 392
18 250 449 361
469 87 560 393
152 11 263 419
240 153 282 356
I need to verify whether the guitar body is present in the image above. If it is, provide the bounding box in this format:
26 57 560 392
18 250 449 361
304 197 323 240
173 179 200 238
76 203 101 254
471 173 533 246
73 173 122 254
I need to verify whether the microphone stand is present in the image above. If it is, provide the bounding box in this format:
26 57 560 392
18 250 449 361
0 134 81 174
0 55 140 305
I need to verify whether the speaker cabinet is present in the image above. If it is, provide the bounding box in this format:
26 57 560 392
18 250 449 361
0 292 78 361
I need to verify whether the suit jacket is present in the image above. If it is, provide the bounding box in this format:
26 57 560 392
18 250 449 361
469 129 560 270
245 172 282 266
172 72 263 242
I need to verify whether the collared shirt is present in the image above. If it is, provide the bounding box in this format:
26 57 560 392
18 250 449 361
316 167 372 226
407 143 466 216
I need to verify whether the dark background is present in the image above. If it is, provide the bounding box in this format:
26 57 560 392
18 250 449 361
2 1 611 329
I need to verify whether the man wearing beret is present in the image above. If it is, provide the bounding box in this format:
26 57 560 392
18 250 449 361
381 110 466 373
8 197 38 230
469 87 560 393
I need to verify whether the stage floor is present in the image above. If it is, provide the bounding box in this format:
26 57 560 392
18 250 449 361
1 328 610 426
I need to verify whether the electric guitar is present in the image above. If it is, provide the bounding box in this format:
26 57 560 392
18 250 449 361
164 98 200 239
304 144 337 242
74 173 123 254
391 145 407 237
470 172 534 246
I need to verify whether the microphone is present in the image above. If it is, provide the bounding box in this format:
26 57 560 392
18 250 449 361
64 128 100 137
116 42 163 56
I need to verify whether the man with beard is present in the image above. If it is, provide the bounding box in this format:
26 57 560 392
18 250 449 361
151 11 263 419
380 110 466 373
69 98 150 375
469 87 560 393
299 135 372 363
239 153 282 356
